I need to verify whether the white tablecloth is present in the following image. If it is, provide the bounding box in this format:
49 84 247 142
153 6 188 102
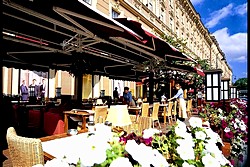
42 133 90 164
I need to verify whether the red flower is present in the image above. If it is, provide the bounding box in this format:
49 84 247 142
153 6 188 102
221 120 228 129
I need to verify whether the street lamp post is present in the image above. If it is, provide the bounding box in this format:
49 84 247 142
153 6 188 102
232 75 237 84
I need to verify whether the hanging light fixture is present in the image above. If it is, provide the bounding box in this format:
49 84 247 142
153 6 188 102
221 78 230 101
230 86 237 99
204 69 222 102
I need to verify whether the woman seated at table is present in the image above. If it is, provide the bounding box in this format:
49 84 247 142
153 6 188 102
123 87 136 107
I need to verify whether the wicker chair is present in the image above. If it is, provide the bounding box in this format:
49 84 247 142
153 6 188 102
137 116 153 134
151 102 161 128
122 115 137 134
94 106 108 124
6 127 44 167
141 103 150 117
186 99 193 118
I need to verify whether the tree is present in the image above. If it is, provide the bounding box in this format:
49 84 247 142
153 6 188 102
233 78 247 90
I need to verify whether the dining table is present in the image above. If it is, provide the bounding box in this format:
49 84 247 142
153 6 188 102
63 110 94 132
40 129 88 161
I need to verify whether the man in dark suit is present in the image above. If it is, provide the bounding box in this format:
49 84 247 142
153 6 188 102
40 79 46 99
20 80 29 100
113 87 119 99
29 79 39 103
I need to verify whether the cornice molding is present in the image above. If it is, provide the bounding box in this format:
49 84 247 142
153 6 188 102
119 0 169 36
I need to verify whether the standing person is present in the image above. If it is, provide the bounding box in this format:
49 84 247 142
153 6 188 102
40 79 46 99
20 80 29 101
29 79 39 103
113 87 119 99
123 87 136 106
168 83 187 121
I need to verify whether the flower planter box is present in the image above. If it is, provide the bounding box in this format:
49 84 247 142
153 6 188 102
222 142 231 157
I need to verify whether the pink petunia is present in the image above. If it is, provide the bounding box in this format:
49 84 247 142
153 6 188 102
225 131 234 139
221 120 228 128
230 159 235 166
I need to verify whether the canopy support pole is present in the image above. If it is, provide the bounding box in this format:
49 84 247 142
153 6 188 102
74 74 83 103
148 72 154 104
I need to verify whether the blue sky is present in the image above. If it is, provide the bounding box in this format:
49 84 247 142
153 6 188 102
190 0 247 81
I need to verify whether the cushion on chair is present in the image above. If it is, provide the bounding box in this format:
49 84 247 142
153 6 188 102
43 112 64 135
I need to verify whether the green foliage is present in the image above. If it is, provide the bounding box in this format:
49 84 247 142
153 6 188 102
97 140 125 167
233 78 247 89
152 134 169 157
161 34 187 52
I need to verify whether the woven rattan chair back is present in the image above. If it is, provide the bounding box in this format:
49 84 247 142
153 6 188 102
94 106 108 124
6 127 44 167
122 115 137 134
141 103 149 117
151 102 160 120
151 102 161 128
137 116 152 134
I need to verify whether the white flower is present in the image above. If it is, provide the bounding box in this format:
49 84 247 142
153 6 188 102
195 131 206 140
44 158 70 167
230 104 237 109
176 146 195 160
235 118 240 123
234 122 238 129
109 157 133 167
216 154 232 166
239 121 247 131
175 120 187 137
182 162 195 167
217 108 223 113
176 133 195 147
189 117 202 128
151 149 169 167
176 139 186 146
219 115 227 120
202 154 221 167
125 140 150 166
183 133 195 147
143 128 160 139
224 127 231 133
80 135 109 166
126 140 169 167
204 142 222 156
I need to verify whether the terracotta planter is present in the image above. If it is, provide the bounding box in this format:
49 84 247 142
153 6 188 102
222 142 231 157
